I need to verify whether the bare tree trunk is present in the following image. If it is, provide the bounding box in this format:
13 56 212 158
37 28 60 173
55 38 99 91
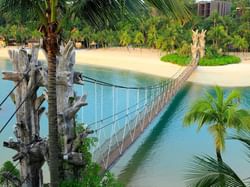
3 48 47 187
57 42 87 179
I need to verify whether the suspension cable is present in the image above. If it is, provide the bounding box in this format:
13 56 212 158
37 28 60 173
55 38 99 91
0 76 42 134
82 65 184 90
83 76 168 90
0 69 31 108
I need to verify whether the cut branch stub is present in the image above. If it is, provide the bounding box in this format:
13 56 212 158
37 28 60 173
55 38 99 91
64 95 87 120
2 71 23 81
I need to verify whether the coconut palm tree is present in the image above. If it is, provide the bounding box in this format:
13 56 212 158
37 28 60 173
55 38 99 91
0 0 190 186
185 131 250 187
184 86 250 162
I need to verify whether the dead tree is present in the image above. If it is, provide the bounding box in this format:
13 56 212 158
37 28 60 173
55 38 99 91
2 42 89 185
2 47 48 187
56 42 89 178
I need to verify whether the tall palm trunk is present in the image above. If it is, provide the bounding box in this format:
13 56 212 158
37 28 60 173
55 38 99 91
47 27 60 187
216 148 225 186
216 148 223 162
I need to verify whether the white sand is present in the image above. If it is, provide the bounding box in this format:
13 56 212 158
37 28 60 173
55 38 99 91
1 47 250 87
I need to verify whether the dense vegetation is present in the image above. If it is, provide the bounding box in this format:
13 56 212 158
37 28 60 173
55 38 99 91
0 1 249 54
161 53 241 66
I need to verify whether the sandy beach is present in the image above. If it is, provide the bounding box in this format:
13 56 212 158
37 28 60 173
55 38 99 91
0 47 250 87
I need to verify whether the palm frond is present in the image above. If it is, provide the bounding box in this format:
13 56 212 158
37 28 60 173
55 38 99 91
145 0 191 21
183 98 217 129
71 0 190 29
0 0 46 24
70 0 146 29
226 108 250 131
214 86 224 112
185 155 247 187
229 131 250 161
224 89 241 107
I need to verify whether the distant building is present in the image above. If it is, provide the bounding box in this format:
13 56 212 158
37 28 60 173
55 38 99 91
197 0 231 17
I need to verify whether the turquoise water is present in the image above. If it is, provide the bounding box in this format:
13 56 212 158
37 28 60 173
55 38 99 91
0 59 249 186
112 84 250 187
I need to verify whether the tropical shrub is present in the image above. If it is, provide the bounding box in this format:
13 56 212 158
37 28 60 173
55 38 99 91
177 42 191 56
0 161 20 186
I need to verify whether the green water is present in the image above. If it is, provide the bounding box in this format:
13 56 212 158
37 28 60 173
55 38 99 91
0 59 249 186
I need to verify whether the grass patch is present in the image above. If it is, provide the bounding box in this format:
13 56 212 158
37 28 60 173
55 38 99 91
161 53 241 66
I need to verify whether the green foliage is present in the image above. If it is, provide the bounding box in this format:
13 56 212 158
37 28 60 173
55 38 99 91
119 30 131 47
60 123 123 187
0 161 19 185
134 31 144 47
161 53 191 66
185 131 250 187
230 130 250 160
185 155 248 187
0 1 250 52
231 35 249 52
71 29 83 42
161 53 241 66
199 55 241 66
184 90 250 187
205 47 221 58
60 169 123 187
183 86 250 161
177 42 191 56
207 25 229 50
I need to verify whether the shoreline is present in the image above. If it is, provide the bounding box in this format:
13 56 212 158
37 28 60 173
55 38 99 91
1 47 250 87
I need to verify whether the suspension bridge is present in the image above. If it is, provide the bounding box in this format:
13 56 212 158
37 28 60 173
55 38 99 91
80 56 199 171
0 49 199 185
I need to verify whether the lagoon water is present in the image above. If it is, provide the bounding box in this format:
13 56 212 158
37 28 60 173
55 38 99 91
0 59 249 186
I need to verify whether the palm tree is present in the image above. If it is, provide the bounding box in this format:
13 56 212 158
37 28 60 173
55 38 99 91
0 0 190 186
134 31 144 48
120 30 131 49
207 25 229 50
185 131 250 187
184 86 250 162
185 155 249 187
231 35 249 52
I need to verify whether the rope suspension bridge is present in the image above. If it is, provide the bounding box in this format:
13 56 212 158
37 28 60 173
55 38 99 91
0 43 199 186
78 56 199 171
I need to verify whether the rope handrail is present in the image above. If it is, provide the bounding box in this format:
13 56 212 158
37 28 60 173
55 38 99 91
0 69 31 108
81 66 183 90
82 75 168 90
